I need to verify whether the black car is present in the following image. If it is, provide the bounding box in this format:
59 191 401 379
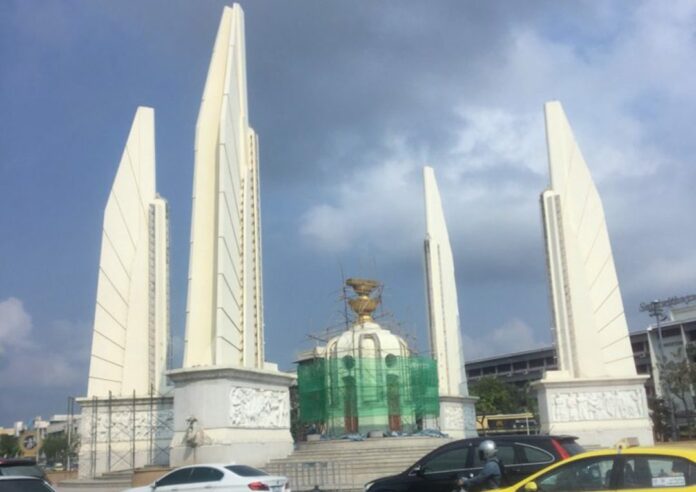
0 459 49 483
364 435 584 492
0 476 56 491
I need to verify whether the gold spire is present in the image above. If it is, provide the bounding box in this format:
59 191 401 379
346 278 380 324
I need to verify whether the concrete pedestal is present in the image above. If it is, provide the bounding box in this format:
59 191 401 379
439 395 478 438
168 366 295 468
533 373 653 448
76 395 174 478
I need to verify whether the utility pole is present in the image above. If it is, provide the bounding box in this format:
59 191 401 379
640 294 696 441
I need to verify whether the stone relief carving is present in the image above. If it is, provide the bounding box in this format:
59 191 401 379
551 389 645 422
228 387 290 428
80 405 174 442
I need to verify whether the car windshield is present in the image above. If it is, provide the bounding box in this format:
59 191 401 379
0 466 43 477
225 465 268 477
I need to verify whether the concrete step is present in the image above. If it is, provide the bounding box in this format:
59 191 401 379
286 446 441 457
55 478 131 492
263 437 449 491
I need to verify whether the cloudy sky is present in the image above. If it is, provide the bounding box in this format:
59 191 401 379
2 0 695 424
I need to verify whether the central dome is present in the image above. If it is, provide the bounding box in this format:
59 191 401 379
326 278 410 361
295 277 440 438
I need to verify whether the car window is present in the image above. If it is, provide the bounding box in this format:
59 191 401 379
619 455 696 489
226 465 268 477
156 468 194 486
423 446 470 474
190 467 224 483
0 465 43 478
517 443 554 466
473 443 515 466
531 456 616 492
561 440 585 456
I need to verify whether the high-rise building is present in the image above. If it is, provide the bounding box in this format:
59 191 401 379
86 106 170 397
183 3 263 369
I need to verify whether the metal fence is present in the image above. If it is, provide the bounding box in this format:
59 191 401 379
267 461 355 491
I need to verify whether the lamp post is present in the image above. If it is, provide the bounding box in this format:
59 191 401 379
642 300 678 440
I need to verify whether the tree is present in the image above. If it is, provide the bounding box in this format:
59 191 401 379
469 377 540 433
469 376 518 419
659 343 696 438
648 397 669 442
515 383 539 416
0 434 20 458
40 433 78 465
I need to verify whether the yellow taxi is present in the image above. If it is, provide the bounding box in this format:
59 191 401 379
497 446 696 491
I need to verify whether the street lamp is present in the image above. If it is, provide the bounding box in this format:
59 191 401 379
641 300 677 440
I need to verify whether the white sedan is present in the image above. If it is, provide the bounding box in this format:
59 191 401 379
124 464 290 492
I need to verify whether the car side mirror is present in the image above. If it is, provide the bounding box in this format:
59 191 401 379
411 465 425 477
524 481 538 492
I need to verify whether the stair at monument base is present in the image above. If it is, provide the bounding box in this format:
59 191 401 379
56 469 133 492
264 436 451 491
55 478 131 492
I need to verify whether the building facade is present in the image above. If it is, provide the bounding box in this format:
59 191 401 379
465 315 696 408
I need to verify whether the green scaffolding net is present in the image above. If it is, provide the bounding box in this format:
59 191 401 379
298 356 440 436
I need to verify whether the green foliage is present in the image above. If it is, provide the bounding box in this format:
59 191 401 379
661 346 696 401
516 382 539 416
648 397 670 442
469 376 518 416
469 377 538 418
40 433 78 465
659 342 696 438
0 434 20 458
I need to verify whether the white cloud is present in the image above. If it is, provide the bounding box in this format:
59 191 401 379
450 107 546 175
300 138 425 259
0 297 33 353
0 297 86 388
297 0 696 332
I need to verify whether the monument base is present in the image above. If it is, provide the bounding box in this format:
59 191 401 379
533 372 653 449
76 394 174 478
439 395 478 438
168 365 294 468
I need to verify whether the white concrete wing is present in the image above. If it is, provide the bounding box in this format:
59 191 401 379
541 101 636 379
423 166 469 397
184 5 263 369
87 107 170 397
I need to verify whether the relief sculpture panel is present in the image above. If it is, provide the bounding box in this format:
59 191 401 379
551 389 645 422
228 387 290 428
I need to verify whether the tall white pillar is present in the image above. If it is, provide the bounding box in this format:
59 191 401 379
80 106 172 477
423 166 477 438
170 4 292 467
535 101 652 447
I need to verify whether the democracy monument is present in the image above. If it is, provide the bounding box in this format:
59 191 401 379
75 2 652 480
534 101 653 447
